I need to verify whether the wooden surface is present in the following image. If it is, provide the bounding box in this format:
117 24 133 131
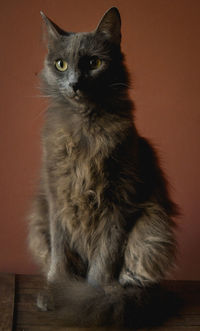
0 273 15 331
0 274 200 330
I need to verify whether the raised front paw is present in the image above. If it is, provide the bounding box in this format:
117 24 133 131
37 290 55 311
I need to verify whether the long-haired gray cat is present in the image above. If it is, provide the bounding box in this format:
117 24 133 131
28 7 178 328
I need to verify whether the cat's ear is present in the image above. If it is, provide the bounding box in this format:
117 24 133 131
40 11 68 47
96 7 121 44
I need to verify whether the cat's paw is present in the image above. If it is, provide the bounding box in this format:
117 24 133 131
119 269 150 288
37 290 55 311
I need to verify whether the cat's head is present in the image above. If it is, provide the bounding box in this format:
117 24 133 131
40 8 129 106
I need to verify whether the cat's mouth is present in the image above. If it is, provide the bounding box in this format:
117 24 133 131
65 89 86 103
65 90 88 104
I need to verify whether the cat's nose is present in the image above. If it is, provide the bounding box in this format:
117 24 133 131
69 82 79 93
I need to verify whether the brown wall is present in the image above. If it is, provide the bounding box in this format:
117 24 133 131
0 0 199 279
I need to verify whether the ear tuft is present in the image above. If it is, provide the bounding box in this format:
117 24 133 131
40 11 46 21
96 7 121 44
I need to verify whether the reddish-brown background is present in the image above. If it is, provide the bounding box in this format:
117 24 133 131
0 0 199 279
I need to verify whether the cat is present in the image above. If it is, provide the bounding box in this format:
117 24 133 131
28 7 178 328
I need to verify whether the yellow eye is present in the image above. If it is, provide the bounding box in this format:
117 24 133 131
55 59 68 71
89 57 102 70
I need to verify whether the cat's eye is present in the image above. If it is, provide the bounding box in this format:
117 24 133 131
89 57 102 70
55 59 68 72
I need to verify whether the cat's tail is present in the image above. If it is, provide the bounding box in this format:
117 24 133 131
37 277 180 328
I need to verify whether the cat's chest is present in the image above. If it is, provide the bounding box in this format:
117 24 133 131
45 128 104 202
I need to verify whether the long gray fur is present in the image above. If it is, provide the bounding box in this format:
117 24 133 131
28 7 178 327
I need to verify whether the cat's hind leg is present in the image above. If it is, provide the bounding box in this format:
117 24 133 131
119 203 176 287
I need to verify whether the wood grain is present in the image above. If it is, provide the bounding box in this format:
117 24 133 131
1 274 200 330
0 273 15 331
15 276 200 330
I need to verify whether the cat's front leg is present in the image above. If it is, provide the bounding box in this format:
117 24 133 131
87 259 112 286
87 220 126 287
119 203 176 287
46 197 69 283
28 193 51 273
47 217 68 283
37 205 68 311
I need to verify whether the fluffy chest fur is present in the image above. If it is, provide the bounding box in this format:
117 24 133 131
42 106 132 258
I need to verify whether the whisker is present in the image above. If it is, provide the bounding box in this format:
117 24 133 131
32 106 48 122
109 82 132 90
35 86 42 90
25 95 51 98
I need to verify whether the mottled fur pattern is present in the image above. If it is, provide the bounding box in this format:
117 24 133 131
28 7 178 327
